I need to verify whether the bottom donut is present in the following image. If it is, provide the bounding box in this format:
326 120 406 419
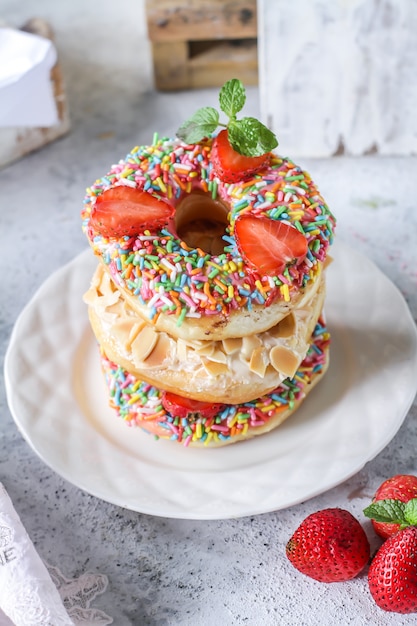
98 319 331 448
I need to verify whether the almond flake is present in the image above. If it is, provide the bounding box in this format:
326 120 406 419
142 335 171 368
249 347 268 378
131 326 158 364
206 347 227 364
241 335 262 360
202 359 228 377
269 346 301 378
222 337 242 354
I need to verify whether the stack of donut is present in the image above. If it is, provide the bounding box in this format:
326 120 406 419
81 131 336 448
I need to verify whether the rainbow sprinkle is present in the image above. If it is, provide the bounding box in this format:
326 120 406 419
82 137 336 324
100 319 331 446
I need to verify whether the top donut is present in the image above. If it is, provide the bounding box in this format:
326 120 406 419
81 80 336 341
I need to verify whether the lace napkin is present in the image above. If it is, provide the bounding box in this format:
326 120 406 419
0 483 113 626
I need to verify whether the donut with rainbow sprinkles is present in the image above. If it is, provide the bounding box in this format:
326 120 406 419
81 79 336 447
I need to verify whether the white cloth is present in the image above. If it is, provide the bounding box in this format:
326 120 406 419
0 483 112 625
0 27 59 127
0 482 73 625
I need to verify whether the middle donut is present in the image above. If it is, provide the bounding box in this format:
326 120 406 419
84 263 326 404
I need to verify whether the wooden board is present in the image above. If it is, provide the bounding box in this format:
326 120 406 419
146 0 257 42
146 0 258 90
0 18 70 170
152 38 258 91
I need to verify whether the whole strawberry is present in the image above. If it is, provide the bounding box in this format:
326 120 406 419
368 526 417 613
286 508 370 582
364 474 417 539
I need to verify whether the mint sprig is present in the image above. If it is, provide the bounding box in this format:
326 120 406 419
363 498 417 528
176 78 278 157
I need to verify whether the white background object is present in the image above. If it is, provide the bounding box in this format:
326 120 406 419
258 0 417 156
0 483 73 625
0 28 58 127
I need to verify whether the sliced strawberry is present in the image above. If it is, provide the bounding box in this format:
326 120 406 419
211 129 270 183
234 214 308 276
89 186 174 238
161 391 224 419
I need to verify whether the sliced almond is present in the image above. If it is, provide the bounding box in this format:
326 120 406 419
98 269 114 295
176 338 188 362
127 321 146 349
194 343 215 357
241 335 262 360
142 334 171 368
249 347 268 378
131 325 158 364
206 347 227 364
105 300 124 317
202 359 229 377
102 290 121 308
111 319 135 349
269 346 301 378
183 337 205 350
222 337 242 354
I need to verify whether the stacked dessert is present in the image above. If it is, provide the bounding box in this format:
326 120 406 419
81 80 336 447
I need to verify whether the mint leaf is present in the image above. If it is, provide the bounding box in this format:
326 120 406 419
363 499 409 525
219 78 246 118
258 122 279 151
404 498 417 525
240 117 279 153
176 79 279 157
176 107 219 143
228 117 278 156
227 122 252 154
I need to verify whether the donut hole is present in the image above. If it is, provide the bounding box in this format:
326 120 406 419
175 191 230 255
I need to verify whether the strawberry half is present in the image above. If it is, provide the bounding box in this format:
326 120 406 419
368 526 417 614
211 129 270 183
286 508 370 583
234 214 308 276
89 186 174 238
161 391 224 419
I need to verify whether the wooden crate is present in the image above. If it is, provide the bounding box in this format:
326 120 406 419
0 18 70 169
145 0 258 91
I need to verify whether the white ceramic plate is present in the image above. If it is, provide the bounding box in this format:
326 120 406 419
5 241 417 519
